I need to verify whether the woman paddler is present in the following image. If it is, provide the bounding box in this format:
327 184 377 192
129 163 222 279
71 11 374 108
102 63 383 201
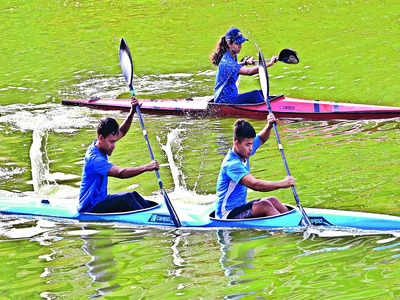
210 28 278 104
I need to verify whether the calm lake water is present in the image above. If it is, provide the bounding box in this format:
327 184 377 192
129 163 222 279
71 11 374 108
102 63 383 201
1 0 399 298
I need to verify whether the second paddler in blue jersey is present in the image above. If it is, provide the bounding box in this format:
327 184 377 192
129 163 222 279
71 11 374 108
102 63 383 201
210 27 278 104
215 115 294 219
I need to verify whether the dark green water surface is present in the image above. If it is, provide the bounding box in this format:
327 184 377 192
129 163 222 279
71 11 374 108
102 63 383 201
0 0 399 298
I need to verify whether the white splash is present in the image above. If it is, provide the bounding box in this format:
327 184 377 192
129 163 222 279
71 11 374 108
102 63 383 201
0 103 101 194
159 127 216 205
302 225 399 238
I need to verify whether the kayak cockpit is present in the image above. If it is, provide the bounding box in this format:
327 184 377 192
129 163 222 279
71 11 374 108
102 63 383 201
207 94 284 105
80 200 160 216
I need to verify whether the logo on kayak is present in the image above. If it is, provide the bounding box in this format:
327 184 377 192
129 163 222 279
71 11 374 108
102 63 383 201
148 214 174 224
305 216 333 226
280 105 296 110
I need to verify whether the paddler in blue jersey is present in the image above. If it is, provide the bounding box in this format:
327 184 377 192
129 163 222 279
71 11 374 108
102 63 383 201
216 117 294 219
210 28 278 104
79 98 159 213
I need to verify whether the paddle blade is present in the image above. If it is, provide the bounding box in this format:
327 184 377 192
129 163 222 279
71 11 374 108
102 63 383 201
278 48 299 64
258 50 268 101
119 38 134 91
162 190 181 227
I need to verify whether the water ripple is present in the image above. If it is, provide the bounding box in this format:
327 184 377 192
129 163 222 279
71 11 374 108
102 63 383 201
61 71 215 99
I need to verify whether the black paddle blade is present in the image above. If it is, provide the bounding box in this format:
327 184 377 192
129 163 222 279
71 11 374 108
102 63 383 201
119 38 134 90
278 48 299 64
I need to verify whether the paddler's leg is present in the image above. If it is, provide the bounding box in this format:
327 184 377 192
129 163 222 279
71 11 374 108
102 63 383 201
231 90 264 104
227 197 287 219
130 191 151 209
265 196 289 213
252 197 289 217
91 191 150 213
227 201 255 219
251 198 280 217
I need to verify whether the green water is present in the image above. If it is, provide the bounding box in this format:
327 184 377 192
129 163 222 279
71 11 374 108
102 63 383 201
0 0 399 298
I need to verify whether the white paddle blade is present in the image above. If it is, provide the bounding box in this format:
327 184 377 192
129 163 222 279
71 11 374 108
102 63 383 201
118 38 133 87
258 51 268 101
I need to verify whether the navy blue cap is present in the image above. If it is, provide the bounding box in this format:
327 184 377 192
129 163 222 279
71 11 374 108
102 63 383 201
225 28 248 44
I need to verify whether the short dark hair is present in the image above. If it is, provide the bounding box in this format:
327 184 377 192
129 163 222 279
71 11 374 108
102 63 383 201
234 119 256 142
97 118 119 138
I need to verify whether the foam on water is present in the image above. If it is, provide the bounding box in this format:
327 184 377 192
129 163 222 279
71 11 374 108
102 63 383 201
0 103 100 195
302 225 399 238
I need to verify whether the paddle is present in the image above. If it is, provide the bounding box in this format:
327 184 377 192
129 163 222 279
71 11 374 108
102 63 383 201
118 38 181 227
257 49 311 227
241 48 299 65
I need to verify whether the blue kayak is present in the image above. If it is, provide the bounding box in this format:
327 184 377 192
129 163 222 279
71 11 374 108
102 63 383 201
1 196 400 231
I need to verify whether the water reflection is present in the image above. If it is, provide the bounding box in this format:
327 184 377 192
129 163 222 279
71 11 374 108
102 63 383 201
217 230 257 277
0 214 399 299
284 118 400 140
80 228 121 297
74 225 194 298
216 230 271 298
214 228 400 299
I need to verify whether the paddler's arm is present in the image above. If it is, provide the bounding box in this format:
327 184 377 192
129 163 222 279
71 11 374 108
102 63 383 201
239 174 295 192
117 97 139 140
257 113 277 145
107 160 159 179
238 66 258 75
238 55 278 76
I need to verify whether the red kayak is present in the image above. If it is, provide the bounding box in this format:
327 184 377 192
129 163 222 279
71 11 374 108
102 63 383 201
62 94 400 120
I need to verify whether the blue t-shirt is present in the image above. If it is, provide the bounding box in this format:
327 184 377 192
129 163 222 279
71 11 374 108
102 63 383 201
214 51 242 103
79 140 113 212
216 136 262 218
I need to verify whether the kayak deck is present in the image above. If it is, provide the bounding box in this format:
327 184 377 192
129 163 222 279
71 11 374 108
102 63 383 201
1 197 400 231
62 95 400 120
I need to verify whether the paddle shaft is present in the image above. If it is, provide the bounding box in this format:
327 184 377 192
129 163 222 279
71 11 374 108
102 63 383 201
119 38 181 227
132 90 182 227
259 51 311 226
134 102 163 185
266 103 311 223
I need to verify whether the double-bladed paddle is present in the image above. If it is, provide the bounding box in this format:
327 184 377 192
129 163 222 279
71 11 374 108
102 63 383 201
118 38 181 227
257 49 311 227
